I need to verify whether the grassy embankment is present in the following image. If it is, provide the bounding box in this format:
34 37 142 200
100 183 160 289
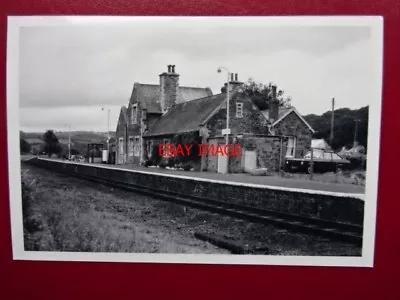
21 165 224 254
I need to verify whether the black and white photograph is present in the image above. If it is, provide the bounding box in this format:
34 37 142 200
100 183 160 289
7 16 383 266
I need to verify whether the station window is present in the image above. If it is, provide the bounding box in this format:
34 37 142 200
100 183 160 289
119 138 124 155
236 102 243 118
128 136 134 156
131 104 138 124
146 141 153 159
286 137 297 158
134 136 140 157
162 139 171 158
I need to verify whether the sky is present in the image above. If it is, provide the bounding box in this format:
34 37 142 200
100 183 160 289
18 17 378 133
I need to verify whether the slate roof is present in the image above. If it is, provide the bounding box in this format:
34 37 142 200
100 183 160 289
260 107 292 121
119 106 128 124
272 107 315 133
144 92 228 136
130 83 212 114
178 87 213 104
261 106 315 133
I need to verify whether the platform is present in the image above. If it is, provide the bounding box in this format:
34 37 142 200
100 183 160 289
31 157 365 199
27 157 365 225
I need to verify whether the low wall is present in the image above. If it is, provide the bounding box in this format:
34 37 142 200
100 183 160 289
28 158 365 226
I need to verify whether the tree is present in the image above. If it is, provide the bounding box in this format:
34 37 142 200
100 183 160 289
43 130 62 157
304 106 369 151
20 138 31 154
239 78 292 110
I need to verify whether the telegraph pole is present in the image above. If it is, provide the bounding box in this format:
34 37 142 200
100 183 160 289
107 108 110 153
330 98 335 147
68 125 71 160
354 119 360 147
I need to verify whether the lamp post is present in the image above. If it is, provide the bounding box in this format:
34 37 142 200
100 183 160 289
217 66 230 174
101 107 111 156
330 97 335 147
217 66 230 145
354 119 360 147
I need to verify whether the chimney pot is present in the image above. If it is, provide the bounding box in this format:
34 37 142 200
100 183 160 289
230 73 234 81
272 85 277 98
160 65 179 112
235 73 238 81
269 99 279 122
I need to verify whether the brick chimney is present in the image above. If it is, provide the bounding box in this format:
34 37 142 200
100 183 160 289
221 72 243 93
268 85 279 123
160 64 179 113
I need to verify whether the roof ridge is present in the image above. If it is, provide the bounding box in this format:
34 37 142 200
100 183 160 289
133 83 210 90
179 86 211 90
174 90 232 106
135 83 159 87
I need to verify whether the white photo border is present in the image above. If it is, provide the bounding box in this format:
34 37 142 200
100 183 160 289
6 15 384 267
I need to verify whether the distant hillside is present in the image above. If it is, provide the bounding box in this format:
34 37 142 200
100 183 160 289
304 106 369 151
21 131 116 154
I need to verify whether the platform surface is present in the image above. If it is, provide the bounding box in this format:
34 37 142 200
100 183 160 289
31 157 365 196
119 164 364 195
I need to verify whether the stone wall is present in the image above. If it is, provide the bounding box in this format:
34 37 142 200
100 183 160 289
205 136 242 173
115 112 127 165
272 111 313 158
160 72 179 113
116 101 165 166
206 135 288 173
30 158 364 226
242 135 287 171
205 92 269 137
143 132 202 171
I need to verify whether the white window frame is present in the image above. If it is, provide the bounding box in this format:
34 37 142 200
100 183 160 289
128 136 134 156
286 136 297 158
134 136 140 157
119 138 124 155
146 141 153 159
131 104 138 124
162 139 171 158
236 102 243 118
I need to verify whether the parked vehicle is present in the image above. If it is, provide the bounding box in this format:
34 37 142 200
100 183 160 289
284 149 350 174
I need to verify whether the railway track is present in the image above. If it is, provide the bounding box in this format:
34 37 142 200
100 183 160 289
27 162 363 246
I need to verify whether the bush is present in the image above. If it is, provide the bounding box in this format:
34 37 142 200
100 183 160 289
167 159 175 168
159 161 167 169
143 160 153 167
20 138 31 154
182 162 191 171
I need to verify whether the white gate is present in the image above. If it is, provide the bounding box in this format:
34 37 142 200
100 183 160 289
243 151 257 172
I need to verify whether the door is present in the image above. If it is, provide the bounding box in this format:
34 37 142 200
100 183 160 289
243 151 257 172
286 137 296 158
217 153 228 174
118 138 124 164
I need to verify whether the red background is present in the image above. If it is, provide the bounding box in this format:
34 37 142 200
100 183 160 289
1 1 399 299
